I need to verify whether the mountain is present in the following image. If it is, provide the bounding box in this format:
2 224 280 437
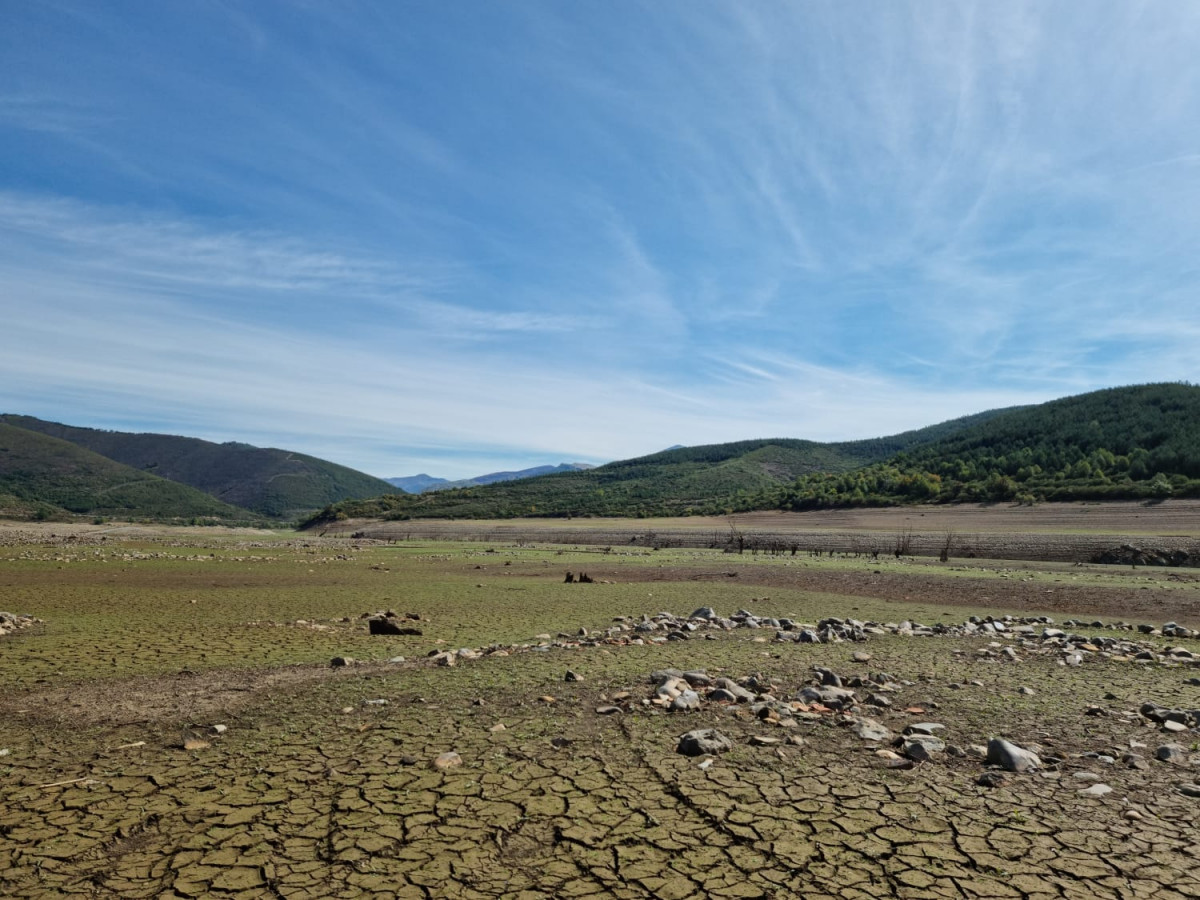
0 422 255 522
773 382 1200 508
385 474 450 493
303 384 1200 524
0 415 398 519
303 407 1017 523
387 463 596 493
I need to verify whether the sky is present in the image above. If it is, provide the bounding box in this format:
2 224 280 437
3 3 1200 480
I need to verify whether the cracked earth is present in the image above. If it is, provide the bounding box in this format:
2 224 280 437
2 527 1199 898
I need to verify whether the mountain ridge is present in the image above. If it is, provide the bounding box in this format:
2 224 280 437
0 415 398 519
303 383 1200 524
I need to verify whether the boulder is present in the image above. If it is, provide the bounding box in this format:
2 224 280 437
986 738 1041 773
677 729 734 757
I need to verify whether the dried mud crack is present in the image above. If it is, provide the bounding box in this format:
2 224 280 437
3 532 1200 898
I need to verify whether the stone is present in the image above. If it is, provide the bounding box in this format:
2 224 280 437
564 670 584 682
1078 783 1112 797
904 723 946 736
977 772 1007 788
748 735 780 746
433 751 462 770
330 656 354 667
368 617 421 636
986 738 1041 773
1178 783 1200 798
595 705 622 715
903 735 945 762
1156 744 1189 764
677 729 734 757
670 690 702 712
1123 753 1149 771
850 718 891 743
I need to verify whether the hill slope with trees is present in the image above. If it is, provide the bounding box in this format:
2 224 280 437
0 416 398 519
769 383 1200 509
0 423 255 522
303 407 1019 523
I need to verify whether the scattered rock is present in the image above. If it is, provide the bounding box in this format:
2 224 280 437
850 718 892 743
1156 744 1189 765
564 670 583 682
677 729 733 757
433 751 462 770
986 738 1041 773
1078 783 1113 798
977 772 1007 788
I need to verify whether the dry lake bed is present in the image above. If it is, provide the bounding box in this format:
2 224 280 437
2 518 1199 898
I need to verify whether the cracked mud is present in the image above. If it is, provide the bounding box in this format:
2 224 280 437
2 527 1199 898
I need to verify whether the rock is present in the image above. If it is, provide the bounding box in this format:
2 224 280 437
433 751 462 770
1017 686 1035 696
564 670 584 682
977 771 1007 788
850 718 892 743
1078 783 1112 797
388 656 406 664
670 690 702 712
689 607 718 620
489 723 506 733
595 705 622 715
904 723 946 736
794 685 857 708
852 651 872 663
329 656 354 667
903 735 946 762
986 738 1041 773
1163 720 1188 734
368 617 421 636
1178 784 1200 798
181 729 210 751
748 735 780 746
1156 744 1189 764
677 729 734 757
1123 753 1149 770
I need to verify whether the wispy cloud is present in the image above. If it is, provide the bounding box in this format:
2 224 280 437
3 3 1200 477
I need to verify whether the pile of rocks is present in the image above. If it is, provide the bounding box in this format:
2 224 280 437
0 611 41 638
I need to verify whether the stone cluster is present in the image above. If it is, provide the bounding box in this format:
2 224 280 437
0 611 40 638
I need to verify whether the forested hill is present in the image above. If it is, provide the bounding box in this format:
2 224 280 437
770 383 1200 509
0 423 254 522
302 407 1017 523
0 415 397 519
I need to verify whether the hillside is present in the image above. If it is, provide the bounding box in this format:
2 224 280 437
304 407 1017 523
0 416 398 518
0 423 255 522
385 474 449 493
770 382 1200 509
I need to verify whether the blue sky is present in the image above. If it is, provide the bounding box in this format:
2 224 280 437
3 3 1200 479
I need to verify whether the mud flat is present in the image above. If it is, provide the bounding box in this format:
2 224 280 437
2 529 1199 898
330 500 1200 564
